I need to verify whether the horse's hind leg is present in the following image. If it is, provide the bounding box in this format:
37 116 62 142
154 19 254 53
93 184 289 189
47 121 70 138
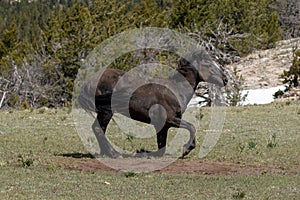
154 125 169 157
92 110 120 158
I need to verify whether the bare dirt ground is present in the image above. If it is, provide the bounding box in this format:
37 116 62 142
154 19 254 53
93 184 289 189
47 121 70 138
53 156 300 175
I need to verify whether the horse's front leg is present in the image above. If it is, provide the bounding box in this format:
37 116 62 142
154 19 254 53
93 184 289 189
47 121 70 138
133 125 169 158
169 118 196 157
180 120 196 157
92 111 121 158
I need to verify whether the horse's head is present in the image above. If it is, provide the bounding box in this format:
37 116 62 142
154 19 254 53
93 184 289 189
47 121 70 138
179 50 228 87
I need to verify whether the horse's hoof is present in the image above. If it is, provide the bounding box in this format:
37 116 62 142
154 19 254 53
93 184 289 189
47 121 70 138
132 148 164 158
99 150 122 158
133 149 151 158
181 143 195 158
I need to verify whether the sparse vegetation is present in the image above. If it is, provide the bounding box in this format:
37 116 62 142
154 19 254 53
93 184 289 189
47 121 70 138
18 154 34 168
225 67 248 106
0 102 299 199
124 171 138 178
267 133 278 148
248 141 257 150
232 191 246 199
281 48 300 88
275 46 300 99
238 143 246 153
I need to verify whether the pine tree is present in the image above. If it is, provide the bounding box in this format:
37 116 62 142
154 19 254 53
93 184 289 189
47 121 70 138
281 48 300 88
43 3 98 102
0 23 27 74
209 0 282 54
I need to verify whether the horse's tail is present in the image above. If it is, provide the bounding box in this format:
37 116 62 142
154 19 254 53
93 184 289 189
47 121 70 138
77 80 98 117
78 80 114 115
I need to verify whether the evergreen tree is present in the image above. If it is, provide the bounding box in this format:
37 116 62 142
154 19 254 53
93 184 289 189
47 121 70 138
210 0 282 54
169 0 282 55
169 0 213 30
43 3 98 101
281 48 300 88
0 23 27 74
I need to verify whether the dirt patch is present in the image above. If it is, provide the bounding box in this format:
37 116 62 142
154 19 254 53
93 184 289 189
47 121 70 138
53 155 299 175
159 160 299 175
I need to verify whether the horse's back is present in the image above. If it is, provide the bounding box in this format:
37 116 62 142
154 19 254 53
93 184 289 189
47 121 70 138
78 68 125 112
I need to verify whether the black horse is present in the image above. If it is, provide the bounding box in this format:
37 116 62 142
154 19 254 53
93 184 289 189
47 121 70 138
78 50 227 158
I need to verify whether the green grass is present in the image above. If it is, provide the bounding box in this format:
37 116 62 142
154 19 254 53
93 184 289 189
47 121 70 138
0 102 299 199
198 103 300 167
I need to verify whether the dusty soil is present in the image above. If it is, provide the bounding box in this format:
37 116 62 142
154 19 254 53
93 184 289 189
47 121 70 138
227 38 300 89
53 155 299 175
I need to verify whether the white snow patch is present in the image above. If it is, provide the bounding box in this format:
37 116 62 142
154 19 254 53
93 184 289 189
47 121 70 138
241 85 286 105
187 85 287 107
187 96 205 107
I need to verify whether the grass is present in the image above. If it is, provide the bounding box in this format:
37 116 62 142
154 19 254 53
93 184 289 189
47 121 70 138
0 102 299 199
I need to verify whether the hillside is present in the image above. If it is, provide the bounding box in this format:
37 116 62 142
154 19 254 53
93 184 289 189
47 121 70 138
227 38 300 90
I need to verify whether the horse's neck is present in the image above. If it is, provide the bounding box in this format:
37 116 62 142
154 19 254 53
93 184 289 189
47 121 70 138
176 68 199 91
169 68 199 111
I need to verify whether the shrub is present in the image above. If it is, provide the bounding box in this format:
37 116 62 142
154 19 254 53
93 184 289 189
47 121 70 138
281 48 300 88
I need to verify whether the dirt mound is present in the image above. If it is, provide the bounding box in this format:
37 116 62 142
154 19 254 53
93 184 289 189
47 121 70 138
53 156 299 175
